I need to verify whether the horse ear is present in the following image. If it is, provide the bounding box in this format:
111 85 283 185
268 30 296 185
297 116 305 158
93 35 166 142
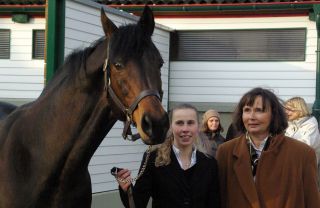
100 7 118 39
138 5 155 37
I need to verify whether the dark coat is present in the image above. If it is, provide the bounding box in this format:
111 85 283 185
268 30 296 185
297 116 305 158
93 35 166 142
217 134 320 208
120 149 220 208
225 123 243 141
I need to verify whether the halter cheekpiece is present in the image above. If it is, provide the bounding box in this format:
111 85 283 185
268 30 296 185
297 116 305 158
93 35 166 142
102 56 160 141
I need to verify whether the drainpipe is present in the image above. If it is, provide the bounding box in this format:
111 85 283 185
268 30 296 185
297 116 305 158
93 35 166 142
45 0 65 83
313 4 320 122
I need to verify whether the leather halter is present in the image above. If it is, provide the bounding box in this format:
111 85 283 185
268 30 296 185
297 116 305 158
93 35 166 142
102 58 161 141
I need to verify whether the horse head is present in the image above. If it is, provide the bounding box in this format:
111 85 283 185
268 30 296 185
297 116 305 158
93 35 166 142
100 6 169 145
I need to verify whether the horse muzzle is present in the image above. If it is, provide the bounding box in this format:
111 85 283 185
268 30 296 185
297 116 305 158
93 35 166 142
140 112 169 145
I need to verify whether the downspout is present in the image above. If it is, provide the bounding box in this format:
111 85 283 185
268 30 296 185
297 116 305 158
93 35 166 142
45 0 65 83
312 4 320 122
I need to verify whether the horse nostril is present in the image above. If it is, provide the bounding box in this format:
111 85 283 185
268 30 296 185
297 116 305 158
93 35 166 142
141 113 169 144
141 114 153 137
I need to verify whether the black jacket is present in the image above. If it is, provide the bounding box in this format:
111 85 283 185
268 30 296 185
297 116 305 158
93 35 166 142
120 149 220 208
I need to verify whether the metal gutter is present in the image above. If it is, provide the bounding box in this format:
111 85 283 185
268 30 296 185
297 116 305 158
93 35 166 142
110 2 318 14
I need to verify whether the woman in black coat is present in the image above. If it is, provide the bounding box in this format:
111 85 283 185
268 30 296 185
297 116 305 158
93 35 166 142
116 103 220 208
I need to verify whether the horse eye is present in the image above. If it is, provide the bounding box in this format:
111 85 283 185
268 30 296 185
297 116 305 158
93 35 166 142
114 62 124 69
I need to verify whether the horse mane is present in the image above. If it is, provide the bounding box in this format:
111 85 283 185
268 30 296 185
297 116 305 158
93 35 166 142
41 37 105 94
56 37 105 78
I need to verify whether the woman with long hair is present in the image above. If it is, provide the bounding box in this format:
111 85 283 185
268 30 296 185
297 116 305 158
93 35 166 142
116 103 220 208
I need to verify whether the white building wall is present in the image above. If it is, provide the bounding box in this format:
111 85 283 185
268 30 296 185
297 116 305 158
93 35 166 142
0 17 45 100
65 0 171 193
156 16 317 106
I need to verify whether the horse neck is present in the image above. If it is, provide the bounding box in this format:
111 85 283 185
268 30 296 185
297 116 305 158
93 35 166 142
29 39 115 165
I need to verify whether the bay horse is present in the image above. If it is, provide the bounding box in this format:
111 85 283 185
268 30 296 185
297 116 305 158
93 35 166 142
0 6 169 207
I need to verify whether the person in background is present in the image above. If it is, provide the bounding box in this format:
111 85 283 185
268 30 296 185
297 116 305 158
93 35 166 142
217 87 320 208
284 96 320 188
200 109 225 158
116 103 220 208
284 97 320 162
225 122 243 141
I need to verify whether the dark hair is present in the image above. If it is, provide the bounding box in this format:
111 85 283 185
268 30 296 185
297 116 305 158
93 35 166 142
233 87 288 135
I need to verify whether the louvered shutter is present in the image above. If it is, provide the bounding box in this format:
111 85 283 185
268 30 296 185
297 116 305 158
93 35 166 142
171 28 306 61
33 30 45 59
0 29 10 59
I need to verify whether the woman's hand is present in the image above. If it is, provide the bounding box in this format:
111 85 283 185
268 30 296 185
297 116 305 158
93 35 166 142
116 168 132 192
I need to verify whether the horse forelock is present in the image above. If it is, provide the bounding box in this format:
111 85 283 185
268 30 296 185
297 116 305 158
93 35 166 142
109 24 156 64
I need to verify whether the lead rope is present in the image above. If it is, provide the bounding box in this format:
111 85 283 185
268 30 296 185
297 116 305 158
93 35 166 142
115 146 152 208
115 145 152 184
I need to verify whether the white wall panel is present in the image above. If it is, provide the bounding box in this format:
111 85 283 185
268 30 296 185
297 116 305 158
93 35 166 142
163 15 317 107
0 17 45 100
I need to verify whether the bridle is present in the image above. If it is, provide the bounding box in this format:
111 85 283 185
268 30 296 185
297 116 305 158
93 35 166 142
103 38 161 208
102 57 161 141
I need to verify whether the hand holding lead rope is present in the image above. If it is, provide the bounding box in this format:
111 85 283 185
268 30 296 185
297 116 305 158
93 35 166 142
111 167 135 208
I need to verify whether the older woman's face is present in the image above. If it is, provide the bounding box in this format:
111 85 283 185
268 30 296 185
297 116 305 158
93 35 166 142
242 96 272 138
285 105 301 121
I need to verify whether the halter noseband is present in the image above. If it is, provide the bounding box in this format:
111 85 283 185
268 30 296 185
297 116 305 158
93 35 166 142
102 58 160 141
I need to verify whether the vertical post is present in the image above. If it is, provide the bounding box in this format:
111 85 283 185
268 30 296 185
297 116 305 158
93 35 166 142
45 0 65 83
312 4 320 122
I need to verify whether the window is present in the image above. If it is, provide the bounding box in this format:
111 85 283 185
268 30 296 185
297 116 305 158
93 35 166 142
0 29 10 59
33 30 45 59
170 28 306 61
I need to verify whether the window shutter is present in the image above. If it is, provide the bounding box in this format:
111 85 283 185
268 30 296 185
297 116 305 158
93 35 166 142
0 29 10 59
33 30 45 59
171 28 306 61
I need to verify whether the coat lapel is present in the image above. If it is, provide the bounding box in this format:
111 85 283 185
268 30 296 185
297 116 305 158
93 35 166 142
233 136 261 208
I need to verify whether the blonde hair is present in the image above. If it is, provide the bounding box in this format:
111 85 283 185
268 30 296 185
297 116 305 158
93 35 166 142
285 97 310 118
154 104 207 167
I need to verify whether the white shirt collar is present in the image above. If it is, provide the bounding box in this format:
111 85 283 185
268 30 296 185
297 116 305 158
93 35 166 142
249 136 269 158
172 144 197 169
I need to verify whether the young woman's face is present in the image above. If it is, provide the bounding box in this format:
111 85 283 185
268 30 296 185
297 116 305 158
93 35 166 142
207 117 220 132
285 105 301 121
242 96 272 139
171 108 199 149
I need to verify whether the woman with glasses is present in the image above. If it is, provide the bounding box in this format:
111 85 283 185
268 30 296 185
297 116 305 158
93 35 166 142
284 97 320 163
284 96 320 189
217 87 320 208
